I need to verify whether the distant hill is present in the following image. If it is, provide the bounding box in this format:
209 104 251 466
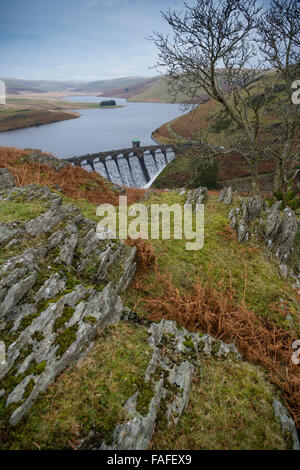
152 72 287 146
1 78 83 93
100 76 196 103
151 71 299 192
127 77 193 103
101 74 229 103
74 76 149 93
2 76 199 102
1 75 225 103
74 75 208 103
100 76 160 99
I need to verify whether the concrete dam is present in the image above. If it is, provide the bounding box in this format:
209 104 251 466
65 141 195 188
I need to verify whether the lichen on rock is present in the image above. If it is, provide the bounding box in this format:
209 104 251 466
228 195 298 264
0 184 136 426
101 319 241 450
0 168 16 190
184 186 208 208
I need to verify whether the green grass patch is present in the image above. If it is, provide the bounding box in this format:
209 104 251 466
151 358 291 450
0 322 151 450
61 196 99 221
0 200 46 223
54 306 75 332
124 193 299 333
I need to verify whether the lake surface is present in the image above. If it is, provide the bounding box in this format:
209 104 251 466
0 96 184 158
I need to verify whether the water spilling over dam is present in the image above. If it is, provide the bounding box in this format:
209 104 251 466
91 149 175 188
65 142 186 188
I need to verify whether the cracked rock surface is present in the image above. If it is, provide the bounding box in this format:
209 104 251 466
0 185 136 426
185 187 208 207
218 186 233 205
21 153 70 172
102 319 241 450
273 400 300 450
228 196 298 264
0 169 16 190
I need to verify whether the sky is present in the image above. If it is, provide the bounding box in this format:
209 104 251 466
0 0 184 81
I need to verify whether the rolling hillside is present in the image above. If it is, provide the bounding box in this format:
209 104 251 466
152 72 289 145
1 79 83 94
2 75 224 103
74 76 149 93
152 72 300 191
101 76 195 103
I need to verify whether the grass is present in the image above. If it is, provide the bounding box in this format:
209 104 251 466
0 109 79 132
0 185 298 449
0 200 46 223
62 189 147 222
125 191 299 331
151 357 291 450
98 105 123 109
124 190 300 427
0 146 147 210
153 72 287 146
151 72 298 189
0 322 151 450
152 99 216 143
5 97 102 112
0 146 120 205
128 77 193 103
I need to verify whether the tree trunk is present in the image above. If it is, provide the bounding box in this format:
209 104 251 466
251 160 260 195
273 161 284 195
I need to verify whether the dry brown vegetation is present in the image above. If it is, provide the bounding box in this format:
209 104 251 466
130 239 300 427
126 238 157 278
0 146 146 206
125 187 147 206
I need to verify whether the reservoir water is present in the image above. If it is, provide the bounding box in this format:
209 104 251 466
0 95 185 187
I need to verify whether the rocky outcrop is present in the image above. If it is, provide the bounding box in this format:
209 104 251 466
0 168 15 190
218 186 233 205
229 197 298 263
101 319 298 451
0 185 136 426
0 183 61 205
229 196 266 243
185 187 208 207
102 319 241 450
175 187 187 196
273 400 300 450
21 153 70 172
266 206 298 263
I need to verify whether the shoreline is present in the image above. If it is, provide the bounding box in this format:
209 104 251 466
0 92 126 132
0 110 81 132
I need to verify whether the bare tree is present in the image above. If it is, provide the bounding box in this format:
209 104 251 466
150 0 300 195
150 0 268 193
257 0 300 195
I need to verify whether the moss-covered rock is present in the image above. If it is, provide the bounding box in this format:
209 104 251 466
0 185 137 428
